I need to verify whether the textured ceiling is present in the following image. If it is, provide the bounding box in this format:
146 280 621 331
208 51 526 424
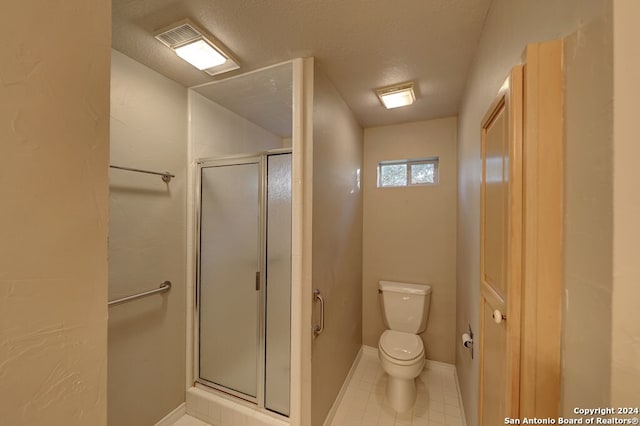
113 0 491 128
193 63 293 138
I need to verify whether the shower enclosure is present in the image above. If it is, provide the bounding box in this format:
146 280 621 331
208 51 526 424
196 150 292 416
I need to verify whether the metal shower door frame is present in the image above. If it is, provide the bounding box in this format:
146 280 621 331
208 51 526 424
193 149 291 413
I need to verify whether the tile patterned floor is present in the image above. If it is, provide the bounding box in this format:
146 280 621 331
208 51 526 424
329 349 465 426
172 349 465 426
172 414 212 426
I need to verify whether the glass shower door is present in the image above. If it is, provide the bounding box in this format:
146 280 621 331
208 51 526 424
199 159 261 399
265 153 292 415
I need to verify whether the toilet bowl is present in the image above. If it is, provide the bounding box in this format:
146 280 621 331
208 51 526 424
378 330 426 412
377 280 431 412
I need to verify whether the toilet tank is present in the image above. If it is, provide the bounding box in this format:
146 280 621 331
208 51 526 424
379 280 432 333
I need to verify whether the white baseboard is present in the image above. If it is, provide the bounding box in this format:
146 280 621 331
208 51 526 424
154 402 186 426
426 359 456 373
322 346 364 426
453 368 468 426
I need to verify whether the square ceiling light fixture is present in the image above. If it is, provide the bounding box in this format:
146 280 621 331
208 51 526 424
376 82 416 109
155 19 240 76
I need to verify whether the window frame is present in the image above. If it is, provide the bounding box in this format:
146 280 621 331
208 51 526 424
377 157 439 188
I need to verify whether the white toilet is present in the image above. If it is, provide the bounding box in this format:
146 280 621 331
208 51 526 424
378 280 432 412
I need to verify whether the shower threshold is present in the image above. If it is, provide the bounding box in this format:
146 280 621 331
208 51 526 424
186 386 289 426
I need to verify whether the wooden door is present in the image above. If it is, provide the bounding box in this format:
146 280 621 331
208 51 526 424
479 66 523 425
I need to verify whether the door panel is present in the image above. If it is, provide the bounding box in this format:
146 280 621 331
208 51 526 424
479 66 523 425
199 161 261 398
265 153 292 416
481 301 507 426
483 106 508 299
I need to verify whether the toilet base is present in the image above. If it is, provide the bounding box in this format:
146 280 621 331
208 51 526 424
386 375 417 413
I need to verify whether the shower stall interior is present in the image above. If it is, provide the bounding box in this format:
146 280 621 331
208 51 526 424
196 151 292 417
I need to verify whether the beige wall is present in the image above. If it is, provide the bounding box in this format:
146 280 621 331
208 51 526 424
109 50 187 425
0 1 111 425
310 65 363 426
561 15 613 413
188 91 283 160
362 118 457 364
611 0 640 406
455 0 610 424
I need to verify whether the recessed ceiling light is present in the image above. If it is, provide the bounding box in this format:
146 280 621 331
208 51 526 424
175 39 226 70
155 19 240 76
376 82 416 109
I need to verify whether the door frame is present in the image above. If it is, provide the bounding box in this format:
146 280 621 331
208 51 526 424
193 148 293 413
519 40 563 417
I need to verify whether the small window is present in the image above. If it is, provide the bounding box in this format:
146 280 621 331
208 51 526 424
377 157 439 188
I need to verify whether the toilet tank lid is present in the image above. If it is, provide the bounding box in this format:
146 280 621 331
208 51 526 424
378 280 431 295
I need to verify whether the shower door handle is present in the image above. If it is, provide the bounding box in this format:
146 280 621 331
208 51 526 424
313 288 325 337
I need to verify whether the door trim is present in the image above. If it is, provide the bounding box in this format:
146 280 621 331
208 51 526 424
520 40 563 417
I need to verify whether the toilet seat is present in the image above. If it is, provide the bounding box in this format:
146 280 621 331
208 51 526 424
379 330 424 364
